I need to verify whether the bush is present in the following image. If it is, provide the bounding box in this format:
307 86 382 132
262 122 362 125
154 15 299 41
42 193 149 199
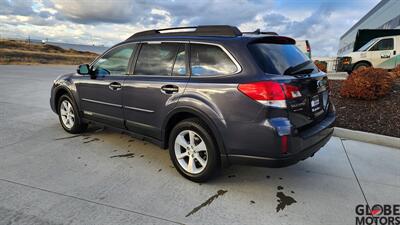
392 65 400 78
340 67 394 100
314 60 327 72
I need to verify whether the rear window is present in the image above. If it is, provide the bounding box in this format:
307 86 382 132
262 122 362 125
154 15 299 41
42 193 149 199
249 43 318 75
134 43 183 76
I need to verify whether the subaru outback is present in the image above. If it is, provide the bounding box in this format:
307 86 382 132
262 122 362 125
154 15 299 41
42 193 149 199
50 25 335 182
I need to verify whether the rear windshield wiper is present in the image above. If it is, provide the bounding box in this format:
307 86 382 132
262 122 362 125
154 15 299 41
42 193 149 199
284 60 314 75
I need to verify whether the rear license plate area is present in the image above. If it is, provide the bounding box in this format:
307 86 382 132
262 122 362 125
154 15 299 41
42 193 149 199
310 95 322 114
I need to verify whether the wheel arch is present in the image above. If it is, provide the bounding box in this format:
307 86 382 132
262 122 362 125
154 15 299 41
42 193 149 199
352 60 372 71
162 107 229 166
53 86 78 114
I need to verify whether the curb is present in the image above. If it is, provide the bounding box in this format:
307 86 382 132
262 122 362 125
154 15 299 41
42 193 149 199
333 127 400 149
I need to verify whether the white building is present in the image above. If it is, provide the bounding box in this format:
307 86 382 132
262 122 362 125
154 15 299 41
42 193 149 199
338 0 400 56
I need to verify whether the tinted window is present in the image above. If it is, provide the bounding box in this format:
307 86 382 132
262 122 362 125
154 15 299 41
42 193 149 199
93 44 136 76
190 44 237 76
249 43 318 75
172 45 187 76
135 43 183 76
369 38 394 51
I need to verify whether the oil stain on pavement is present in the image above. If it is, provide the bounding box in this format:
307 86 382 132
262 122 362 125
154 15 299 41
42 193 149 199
53 134 81 140
110 153 135 158
276 190 297 212
185 190 228 217
83 137 100 144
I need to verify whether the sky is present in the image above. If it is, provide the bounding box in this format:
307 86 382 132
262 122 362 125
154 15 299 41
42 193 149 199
0 0 381 57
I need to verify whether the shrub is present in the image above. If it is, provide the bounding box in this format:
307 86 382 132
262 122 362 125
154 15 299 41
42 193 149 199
314 60 327 72
340 67 394 100
392 65 400 78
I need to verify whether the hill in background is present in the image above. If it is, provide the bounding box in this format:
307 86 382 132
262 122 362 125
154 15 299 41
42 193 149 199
0 39 99 65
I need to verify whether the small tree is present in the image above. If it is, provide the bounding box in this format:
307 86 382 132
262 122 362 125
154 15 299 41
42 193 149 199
340 67 394 100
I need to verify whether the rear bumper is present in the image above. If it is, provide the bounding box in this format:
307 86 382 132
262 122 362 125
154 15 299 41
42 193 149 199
228 127 333 167
226 111 335 168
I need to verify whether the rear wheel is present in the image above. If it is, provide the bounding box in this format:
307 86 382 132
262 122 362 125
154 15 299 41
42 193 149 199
58 95 88 134
168 118 218 182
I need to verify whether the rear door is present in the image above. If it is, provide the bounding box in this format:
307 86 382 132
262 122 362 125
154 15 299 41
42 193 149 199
123 42 189 139
75 43 137 128
367 37 396 69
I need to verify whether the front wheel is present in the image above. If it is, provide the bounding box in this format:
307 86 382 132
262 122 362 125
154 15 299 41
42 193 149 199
353 62 370 72
168 118 219 182
58 95 88 134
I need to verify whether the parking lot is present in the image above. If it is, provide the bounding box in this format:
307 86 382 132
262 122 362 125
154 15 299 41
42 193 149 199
0 65 399 225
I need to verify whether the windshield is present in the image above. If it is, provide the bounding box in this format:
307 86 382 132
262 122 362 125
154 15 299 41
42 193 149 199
248 43 318 75
357 38 378 52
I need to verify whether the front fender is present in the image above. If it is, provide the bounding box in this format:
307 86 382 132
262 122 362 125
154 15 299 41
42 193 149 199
51 74 79 114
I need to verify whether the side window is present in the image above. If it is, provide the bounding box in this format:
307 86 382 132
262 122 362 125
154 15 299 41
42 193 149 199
93 44 136 76
369 38 394 51
190 44 238 76
134 43 184 76
172 45 187 76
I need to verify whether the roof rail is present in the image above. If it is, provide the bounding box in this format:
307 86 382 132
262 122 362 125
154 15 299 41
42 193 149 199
242 29 278 35
127 25 243 40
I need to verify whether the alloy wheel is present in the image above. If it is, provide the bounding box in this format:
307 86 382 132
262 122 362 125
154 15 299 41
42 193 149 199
60 100 75 129
174 130 208 174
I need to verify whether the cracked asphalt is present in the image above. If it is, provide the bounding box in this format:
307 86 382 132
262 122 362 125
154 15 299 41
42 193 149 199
0 65 399 225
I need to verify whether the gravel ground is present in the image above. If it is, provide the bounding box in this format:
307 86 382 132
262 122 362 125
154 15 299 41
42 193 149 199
329 79 400 138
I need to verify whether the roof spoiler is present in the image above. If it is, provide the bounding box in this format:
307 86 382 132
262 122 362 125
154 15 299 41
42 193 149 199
242 29 278 35
250 36 296 45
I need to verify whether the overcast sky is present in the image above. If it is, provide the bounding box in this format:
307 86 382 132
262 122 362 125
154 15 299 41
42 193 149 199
0 0 381 56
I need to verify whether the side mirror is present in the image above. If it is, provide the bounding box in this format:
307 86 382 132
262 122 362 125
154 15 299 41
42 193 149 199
77 64 90 75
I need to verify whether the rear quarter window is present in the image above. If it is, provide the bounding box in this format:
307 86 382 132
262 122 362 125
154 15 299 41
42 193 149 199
190 43 238 76
249 43 318 75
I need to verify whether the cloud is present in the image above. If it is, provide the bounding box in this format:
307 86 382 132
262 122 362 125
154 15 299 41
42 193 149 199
52 0 140 24
0 0 381 56
0 0 35 15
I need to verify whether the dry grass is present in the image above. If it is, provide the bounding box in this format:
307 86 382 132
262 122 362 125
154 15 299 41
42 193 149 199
0 39 98 65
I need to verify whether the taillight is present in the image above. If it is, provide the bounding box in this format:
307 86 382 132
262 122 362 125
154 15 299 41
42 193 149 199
238 81 302 108
306 40 311 53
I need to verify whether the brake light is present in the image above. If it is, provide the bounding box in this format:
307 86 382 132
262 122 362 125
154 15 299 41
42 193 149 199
238 81 302 108
282 84 302 98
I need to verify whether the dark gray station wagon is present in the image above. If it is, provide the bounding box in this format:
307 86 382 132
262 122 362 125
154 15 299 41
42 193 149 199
50 25 335 182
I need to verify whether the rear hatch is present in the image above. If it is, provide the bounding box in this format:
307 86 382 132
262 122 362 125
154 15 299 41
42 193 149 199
248 37 330 129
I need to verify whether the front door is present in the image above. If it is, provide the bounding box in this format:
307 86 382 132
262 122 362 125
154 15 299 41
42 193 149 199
123 42 189 139
367 37 396 69
75 43 137 128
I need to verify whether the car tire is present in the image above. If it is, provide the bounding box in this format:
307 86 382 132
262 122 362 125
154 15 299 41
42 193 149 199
168 118 219 182
58 94 88 134
353 62 370 72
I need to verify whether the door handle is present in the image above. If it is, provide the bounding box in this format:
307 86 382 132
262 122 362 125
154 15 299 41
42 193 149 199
109 82 122 91
394 50 397 55
161 85 179 94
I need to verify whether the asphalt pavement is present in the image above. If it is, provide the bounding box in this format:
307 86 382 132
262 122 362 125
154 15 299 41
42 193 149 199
0 65 399 225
